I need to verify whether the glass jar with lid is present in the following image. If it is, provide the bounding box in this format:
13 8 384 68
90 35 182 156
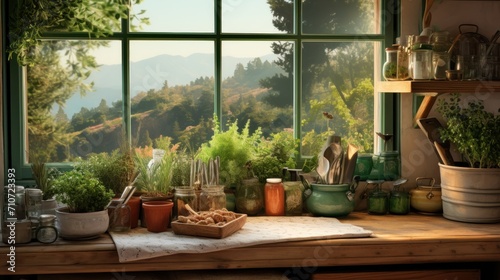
383 46 399 81
174 186 197 218
366 180 388 215
264 178 285 216
199 185 226 211
36 214 58 244
389 186 410 215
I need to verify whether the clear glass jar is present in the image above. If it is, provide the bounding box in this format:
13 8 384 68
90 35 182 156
199 185 226 211
236 178 263 215
264 178 285 216
174 186 197 218
433 52 450 80
108 202 131 232
26 188 42 219
431 31 451 53
383 46 398 81
36 214 58 244
411 48 433 79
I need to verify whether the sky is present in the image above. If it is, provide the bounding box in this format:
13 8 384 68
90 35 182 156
92 0 281 65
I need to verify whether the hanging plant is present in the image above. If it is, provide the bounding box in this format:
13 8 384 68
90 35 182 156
7 0 148 65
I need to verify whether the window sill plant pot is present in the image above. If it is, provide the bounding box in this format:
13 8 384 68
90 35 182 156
142 201 174 233
436 94 500 223
55 207 109 239
52 168 114 239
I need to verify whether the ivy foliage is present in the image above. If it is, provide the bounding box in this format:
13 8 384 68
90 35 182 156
7 0 148 65
436 94 500 168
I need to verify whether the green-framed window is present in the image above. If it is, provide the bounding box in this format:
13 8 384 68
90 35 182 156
3 0 397 183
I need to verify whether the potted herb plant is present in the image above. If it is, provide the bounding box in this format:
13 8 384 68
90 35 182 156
436 93 500 223
30 152 59 215
134 137 176 229
52 167 114 239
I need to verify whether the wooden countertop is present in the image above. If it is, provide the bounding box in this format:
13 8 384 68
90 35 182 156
1 212 500 275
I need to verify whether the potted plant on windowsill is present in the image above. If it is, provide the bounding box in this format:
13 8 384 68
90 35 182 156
436 93 500 223
30 153 59 215
52 168 114 239
134 137 176 229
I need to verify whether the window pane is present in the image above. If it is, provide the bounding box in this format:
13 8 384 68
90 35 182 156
131 0 214 32
302 0 379 35
129 41 214 151
222 0 292 34
221 41 292 137
301 41 375 156
26 40 123 162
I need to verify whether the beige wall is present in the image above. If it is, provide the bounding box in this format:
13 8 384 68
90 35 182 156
400 0 500 188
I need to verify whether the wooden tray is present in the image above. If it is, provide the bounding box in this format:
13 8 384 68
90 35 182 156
171 213 247 239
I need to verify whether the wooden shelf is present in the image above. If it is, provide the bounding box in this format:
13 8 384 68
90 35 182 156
375 80 500 94
375 80 500 125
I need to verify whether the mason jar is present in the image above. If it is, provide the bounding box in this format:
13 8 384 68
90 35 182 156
199 185 226 211
236 178 263 216
174 186 197 218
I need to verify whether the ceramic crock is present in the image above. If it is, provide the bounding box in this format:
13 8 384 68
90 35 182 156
410 177 442 214
304 181 358 217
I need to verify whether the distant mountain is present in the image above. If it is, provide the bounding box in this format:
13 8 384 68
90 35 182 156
61 53 278 117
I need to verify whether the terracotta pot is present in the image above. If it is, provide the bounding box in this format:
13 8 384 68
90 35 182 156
139 195 172 227
142 201 173 233
127 196 141 229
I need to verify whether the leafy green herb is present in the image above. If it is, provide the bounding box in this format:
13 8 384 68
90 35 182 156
52 168 114 213
436 94 500 168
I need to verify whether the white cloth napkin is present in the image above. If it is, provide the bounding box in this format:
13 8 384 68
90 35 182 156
109 216 372 263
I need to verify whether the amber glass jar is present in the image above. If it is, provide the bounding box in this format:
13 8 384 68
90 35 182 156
264 178 285 216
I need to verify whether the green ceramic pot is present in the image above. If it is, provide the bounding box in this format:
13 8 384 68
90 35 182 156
304 183 356 217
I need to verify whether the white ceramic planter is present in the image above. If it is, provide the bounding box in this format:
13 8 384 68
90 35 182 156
55 207 109 240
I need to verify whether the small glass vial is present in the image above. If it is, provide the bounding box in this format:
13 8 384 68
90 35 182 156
264 178 285 216
108 202 131 232
36 214 58 244
174 186 197 218
199 185 226 211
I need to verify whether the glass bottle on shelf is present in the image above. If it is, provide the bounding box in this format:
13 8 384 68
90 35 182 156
383 46 399 81
410 36 433 80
